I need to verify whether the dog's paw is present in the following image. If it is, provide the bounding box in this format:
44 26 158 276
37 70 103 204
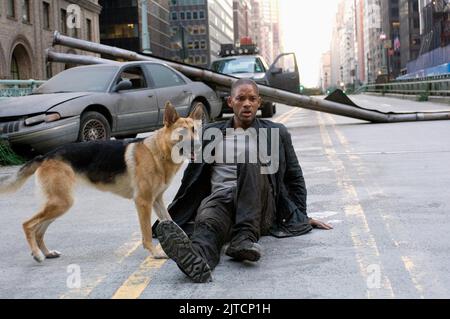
152 250 168 259
45 250 62 259
32 252 45 263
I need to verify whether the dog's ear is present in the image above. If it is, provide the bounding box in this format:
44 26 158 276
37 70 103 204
164 101 179 127
189 104 204 121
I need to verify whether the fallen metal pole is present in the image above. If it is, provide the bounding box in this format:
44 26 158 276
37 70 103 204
46 49 121 66
51 31 450 123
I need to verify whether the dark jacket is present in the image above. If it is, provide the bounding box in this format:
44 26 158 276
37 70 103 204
167 117 313 238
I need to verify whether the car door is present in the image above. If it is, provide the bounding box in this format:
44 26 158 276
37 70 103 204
115 65 159 133
143 63 193 124
265 53 300 94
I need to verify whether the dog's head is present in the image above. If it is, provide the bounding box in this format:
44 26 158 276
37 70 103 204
163 101 203 162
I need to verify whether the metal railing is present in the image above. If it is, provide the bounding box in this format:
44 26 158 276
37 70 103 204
0 80 46 98
356 74 450 97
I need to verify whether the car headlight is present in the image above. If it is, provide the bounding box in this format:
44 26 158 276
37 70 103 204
25 113 61 126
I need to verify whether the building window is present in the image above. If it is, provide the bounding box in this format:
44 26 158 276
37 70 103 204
180 11 185 20
194 40 200 49
186 11 192 20
61 9 67 35
86 18 92 41
193 11 198 20
200 40 206 49
171 12 177 20
199 10 205 20
22 0 30 23
43 1 50 29
11 56 19 80
199 25 206 34
7 0 15 18
201 55 207 64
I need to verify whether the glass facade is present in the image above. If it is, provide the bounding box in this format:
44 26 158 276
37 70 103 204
169 0 233 68
99 0 172 59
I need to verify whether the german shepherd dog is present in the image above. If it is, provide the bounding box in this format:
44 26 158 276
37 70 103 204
0 102 203 262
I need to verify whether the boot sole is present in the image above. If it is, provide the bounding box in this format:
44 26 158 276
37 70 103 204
157 221 212 283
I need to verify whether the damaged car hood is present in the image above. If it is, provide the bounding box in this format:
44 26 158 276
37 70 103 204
0 93 90 117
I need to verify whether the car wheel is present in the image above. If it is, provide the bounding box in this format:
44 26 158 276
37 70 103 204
191 101 211 124
78 112 111 142
261 102 275 118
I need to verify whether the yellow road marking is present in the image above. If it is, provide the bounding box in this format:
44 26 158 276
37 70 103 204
60 232 142 299
112 245 167 299
274 108 300 124
324 114 432 298
317 112 394 298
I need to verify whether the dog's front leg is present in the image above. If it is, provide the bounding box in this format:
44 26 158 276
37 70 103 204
153 195 173 222
134 196 167 259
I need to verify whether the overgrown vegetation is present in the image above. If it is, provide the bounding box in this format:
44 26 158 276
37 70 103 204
0 141 26 166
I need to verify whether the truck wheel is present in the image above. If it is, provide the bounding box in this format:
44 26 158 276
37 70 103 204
78 112 111 142
261 102 275 118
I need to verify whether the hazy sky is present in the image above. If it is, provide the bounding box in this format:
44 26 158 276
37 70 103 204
279 0 340 87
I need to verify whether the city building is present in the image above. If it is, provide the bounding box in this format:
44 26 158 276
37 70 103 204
363 0 384 83
399 0 421 72
356 0 366 83
380 0 402 78
232 0 252 44
402 0 449 77
320 51 332 92
169 0 233 68
0 0 101 80
99 0 172 59
330 0 345 88
341 0 357 87
418 0 449 53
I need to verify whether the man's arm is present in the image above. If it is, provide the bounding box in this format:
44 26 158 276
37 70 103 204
280 126 333 230
280 126 307 214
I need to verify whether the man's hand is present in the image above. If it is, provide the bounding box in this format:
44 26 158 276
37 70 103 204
309 218 333 230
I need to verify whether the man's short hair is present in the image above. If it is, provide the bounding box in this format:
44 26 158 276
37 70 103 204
230 78 260 97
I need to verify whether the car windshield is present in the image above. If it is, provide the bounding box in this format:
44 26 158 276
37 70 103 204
33 66 118 94
211 57 265 75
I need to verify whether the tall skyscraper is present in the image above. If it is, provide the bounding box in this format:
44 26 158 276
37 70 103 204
233 0 253 44
169 0 233 68
363 0 384 83
380 0 401 78
399 0 421 70
99 0 172 59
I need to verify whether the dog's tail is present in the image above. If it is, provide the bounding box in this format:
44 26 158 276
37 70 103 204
0 156 45 194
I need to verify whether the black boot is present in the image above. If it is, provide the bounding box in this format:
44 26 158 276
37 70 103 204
156 220 212 283
225 234 262 262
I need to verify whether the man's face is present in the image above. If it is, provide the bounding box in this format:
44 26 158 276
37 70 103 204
227 84 262 129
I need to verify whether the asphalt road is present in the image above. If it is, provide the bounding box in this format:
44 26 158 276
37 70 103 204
1 94 449 299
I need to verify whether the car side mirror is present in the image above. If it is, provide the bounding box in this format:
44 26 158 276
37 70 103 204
114 79 132 92
271 67 283 75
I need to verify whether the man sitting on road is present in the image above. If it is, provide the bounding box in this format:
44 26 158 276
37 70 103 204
156 78 333 283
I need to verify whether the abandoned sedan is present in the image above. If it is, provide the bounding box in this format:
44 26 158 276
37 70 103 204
0 61 221 154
